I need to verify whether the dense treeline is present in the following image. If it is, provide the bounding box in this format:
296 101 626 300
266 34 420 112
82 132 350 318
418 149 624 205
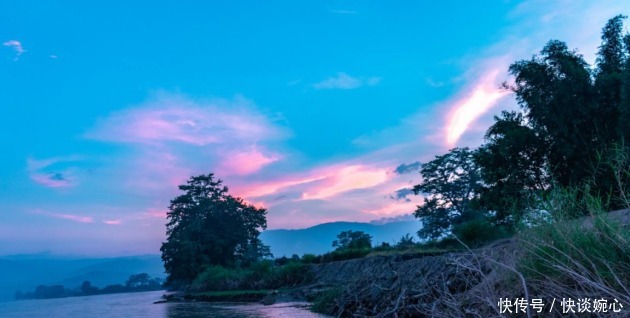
413 15 630 244
14 273 163 300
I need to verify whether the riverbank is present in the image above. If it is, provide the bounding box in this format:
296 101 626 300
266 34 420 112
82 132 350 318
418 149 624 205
158 288 308 305
159 210 629 317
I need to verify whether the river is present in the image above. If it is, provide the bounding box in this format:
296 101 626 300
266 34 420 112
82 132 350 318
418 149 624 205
0 290 328 317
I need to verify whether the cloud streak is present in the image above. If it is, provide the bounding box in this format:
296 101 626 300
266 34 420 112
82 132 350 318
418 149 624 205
32 210 94 223
445 70 509 145
313 73 381 90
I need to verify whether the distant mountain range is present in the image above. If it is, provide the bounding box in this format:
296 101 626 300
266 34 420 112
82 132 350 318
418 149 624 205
0 254 164 301
0 219 422 301
260 220 422 257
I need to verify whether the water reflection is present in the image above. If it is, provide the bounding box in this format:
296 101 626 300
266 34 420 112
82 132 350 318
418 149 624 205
165 301 325 318
0 291 328 318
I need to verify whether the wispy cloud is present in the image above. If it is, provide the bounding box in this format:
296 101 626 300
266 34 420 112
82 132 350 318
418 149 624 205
3 40 24 60
331 10 358 15
218 147 282 176
32 209 94 223
87 93 288 183
27 156 81 188
313 73 381 90
103 219 122 225
301 165 388 200
87 94 287 146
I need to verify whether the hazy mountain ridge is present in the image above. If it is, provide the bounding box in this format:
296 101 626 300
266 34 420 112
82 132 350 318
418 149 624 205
260 220 422 257
0 255 164 301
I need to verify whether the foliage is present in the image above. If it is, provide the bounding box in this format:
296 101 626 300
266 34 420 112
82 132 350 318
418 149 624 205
410 16 630 243
191 261 313 291
513 145 630 313
332 230 372 250
412 147 484 240
451 218 512 247
160 173 269 285
311 288 342 316
501 16 630 213
322 247 372 262
300 253 318 264
518 191 630 308
15 273 163 300
475 111 548 225
395 234 415 249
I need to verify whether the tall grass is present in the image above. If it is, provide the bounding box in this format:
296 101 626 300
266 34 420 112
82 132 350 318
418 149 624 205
515 147 630 316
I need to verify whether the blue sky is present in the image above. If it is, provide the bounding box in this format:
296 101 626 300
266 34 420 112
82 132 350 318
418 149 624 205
1 1 628 256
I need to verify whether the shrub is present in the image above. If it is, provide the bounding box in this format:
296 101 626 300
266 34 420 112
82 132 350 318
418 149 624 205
191 265 244 290
311 288 342 315
452 218 512 247
301 253 319 264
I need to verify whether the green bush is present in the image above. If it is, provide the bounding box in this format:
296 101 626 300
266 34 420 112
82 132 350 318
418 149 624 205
301 253 319 264
320 247 371 262
517 170 630 306
452 218 512 247
192 265 244 290
311 288 342 315
274 261 313 286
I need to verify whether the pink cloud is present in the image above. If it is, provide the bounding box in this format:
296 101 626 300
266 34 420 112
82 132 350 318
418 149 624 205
30 173 73 188
234 176 326 199
233 164 390 202
301 165 389 200
103 219 122 225
141 208 168 219
56 214 93 223
445 69 509 145
218 147 282 176
26 156 82 188
31 210 94 223
87 95 287 146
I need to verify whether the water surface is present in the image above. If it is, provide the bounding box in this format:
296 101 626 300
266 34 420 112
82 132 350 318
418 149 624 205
0 290 328 318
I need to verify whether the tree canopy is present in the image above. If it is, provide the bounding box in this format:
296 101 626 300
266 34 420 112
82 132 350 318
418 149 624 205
332 230 372 250
160 173 269 285
412 147 482 240
412 15 630 241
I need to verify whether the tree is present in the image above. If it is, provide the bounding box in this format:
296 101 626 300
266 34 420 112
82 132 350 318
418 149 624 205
596 15 626 144
475 111 549 224
412 147 483 240
396 233 415 249
506 16 630 211
125 273 151 288
160 173 268 285
508 40 595 187
80 281 98 295
332 230 372 250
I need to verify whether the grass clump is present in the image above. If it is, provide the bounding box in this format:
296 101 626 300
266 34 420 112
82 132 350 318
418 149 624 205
310 287 342 315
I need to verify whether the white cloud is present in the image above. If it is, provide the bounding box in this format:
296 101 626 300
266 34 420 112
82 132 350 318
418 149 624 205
331 10 358 15
313 73 381 90
3 40 25 60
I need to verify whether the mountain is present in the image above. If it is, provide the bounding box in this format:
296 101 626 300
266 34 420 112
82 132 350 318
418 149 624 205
260 220 422 257
0 254 164 301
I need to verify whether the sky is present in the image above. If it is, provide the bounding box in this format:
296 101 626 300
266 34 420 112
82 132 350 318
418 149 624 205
1 0 628 256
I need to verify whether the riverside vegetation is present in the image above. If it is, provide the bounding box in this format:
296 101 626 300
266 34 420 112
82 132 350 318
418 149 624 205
160 16 630 317
15 273 163 300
